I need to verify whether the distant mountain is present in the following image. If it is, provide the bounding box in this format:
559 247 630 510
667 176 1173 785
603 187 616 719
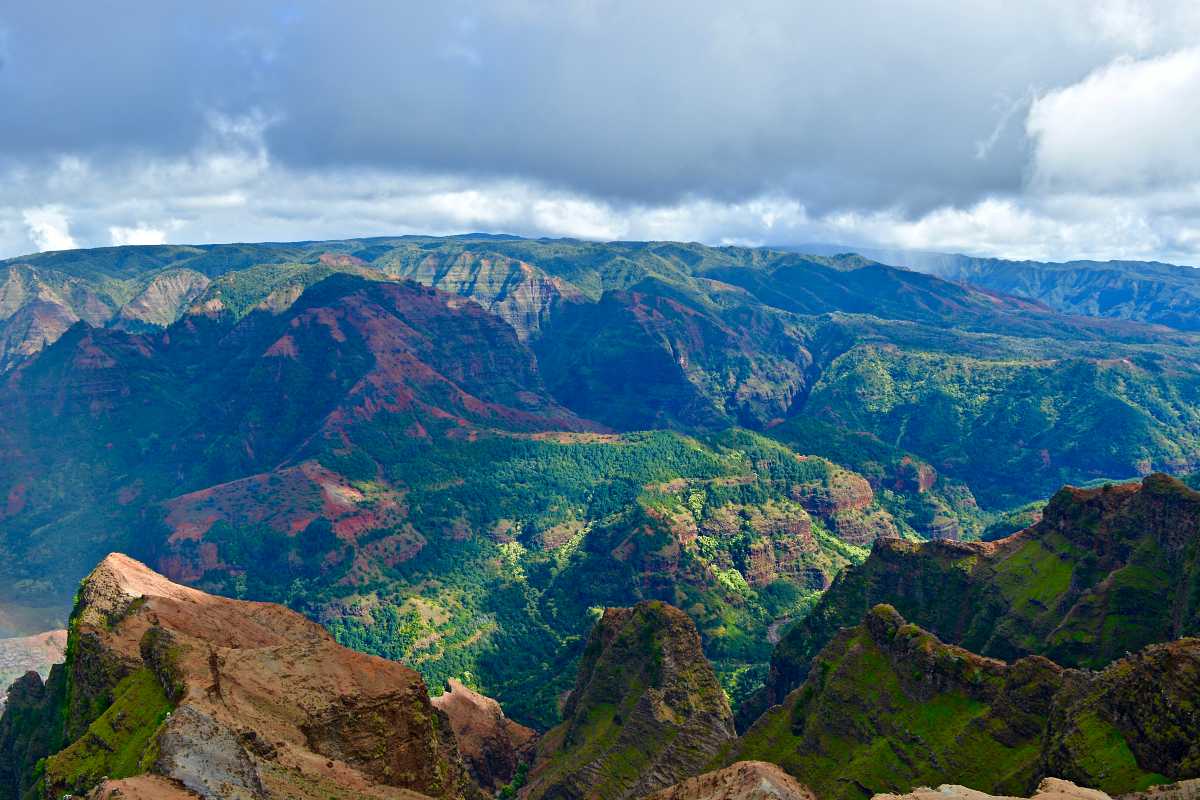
793 243 1200 332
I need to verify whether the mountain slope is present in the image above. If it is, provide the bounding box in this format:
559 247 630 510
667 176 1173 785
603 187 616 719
522 601 735 800
9 236 1200 733
766 473 1200 706
0 272 907 726
730 605 1200 800
793 244 1200 333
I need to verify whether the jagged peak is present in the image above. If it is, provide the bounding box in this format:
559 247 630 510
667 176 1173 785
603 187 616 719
74 553 208 630
855 603 1061 695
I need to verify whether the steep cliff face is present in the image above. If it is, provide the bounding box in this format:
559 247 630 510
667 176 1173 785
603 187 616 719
0 667 67 800
0 265 116 370
113 269 211 330
432 679 536 794
732 605 1200 800
382 251 582 340
522 601 735 800
0 553 477 800
766 474 1200 705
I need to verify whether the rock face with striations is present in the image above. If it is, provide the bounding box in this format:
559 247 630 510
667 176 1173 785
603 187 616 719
522 601 736 800
432 678 537 794
731 604 1200 800
0 553 477 800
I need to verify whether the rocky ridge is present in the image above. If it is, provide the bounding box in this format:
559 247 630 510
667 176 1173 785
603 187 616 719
872 777 1200 800
642 761 817 800
0 553 479 800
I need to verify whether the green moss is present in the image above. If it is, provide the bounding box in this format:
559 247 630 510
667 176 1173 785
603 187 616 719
1064 712 1168 793
991 537 1073 614
735 623 1046 800
41 668 173 797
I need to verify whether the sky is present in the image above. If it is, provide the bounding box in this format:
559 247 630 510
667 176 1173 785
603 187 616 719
1 1 1199 263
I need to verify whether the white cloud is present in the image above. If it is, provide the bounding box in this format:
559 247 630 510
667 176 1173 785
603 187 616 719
1087 0 1157 51
109 224 168 246
1027 47 1200 193
0 82 1198 267
21 206 78 251
1 3 1200 266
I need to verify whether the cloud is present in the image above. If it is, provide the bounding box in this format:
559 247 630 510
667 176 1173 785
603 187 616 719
21 206 78 251
1 2 1200 264
0 1 1141 211
1027 47 1200 193
109 224 168 246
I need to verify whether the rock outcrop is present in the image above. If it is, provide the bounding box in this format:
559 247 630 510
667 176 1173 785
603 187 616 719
642 762 817 800
731 605 1200 800
522 601 736 800
874 777 1200 800
0 553 478 800
384 251 581 340
432 679 536 794
872 778 1113 800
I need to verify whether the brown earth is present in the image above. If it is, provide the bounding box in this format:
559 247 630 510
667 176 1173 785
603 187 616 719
431 678 536 793
642 762 817 800
874 778 1200 800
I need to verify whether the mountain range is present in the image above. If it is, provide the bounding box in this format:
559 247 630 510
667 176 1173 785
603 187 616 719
3 235 1200 799
796 243 1200 332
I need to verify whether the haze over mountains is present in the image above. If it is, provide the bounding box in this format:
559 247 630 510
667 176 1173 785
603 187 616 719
3 235 1200 800
798 243 1200 331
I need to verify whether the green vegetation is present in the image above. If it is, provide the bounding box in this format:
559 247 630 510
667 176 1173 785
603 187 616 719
1057 712 1168 793
39 669 172 797
6 234 1200 751
731 606 1190 800
272 428 881 726
767 473 1200 712
523 601 734 800
731 613 1046 799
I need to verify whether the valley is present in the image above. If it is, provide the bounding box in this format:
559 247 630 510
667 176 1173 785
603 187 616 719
2 237 1200 800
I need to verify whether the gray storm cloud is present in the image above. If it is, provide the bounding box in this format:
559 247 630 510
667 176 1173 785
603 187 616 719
0 0 1198 262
